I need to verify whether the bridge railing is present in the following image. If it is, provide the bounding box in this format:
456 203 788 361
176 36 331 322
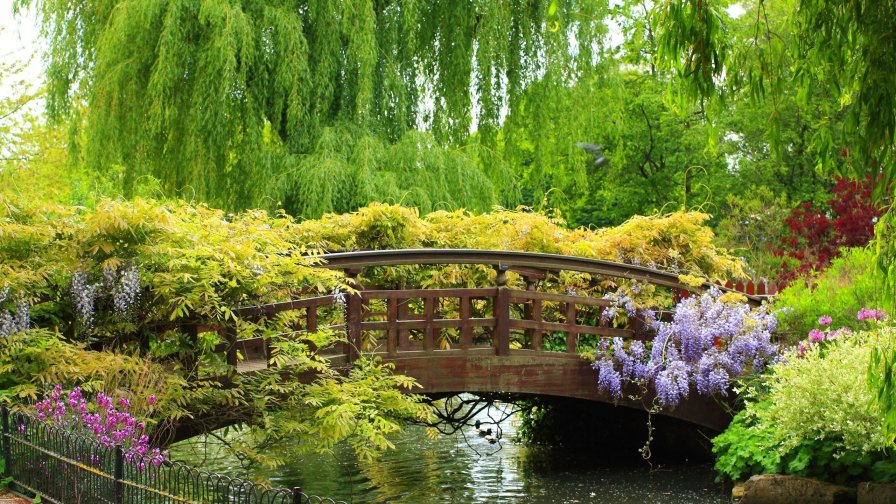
181 249 770 374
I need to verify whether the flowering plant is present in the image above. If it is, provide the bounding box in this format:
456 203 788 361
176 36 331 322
858 307 888 322
32 385 166 470
593 288 780 408
795 308 888 357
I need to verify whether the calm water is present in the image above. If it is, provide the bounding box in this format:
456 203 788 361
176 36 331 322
170 408 726 504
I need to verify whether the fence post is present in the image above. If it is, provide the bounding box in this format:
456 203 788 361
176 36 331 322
2 406 10 478
292 486 303 504
493 265 510 356
114 445 124 504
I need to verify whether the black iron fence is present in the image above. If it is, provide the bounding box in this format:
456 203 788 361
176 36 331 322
1 407 345 504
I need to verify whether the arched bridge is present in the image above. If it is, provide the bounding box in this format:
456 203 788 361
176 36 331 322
201 250 768 432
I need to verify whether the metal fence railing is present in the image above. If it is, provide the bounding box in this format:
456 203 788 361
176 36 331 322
1 407 346 504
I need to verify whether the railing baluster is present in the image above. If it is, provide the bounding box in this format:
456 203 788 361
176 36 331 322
397 297 411 350
344 269 363 362
387 297 398 354
565 302 577 353
307 305 318 332
523 276 539 351
423 296 435 351
530 297 543 351
460 296 472 350
494 265 510 356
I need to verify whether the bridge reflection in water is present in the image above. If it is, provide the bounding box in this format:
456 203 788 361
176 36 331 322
191 249 767 433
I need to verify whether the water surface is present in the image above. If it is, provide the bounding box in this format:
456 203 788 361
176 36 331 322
170 409 726 503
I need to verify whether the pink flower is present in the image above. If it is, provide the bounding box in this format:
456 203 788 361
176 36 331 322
147 395 157 406
858 308 888 321
818 315 833 326
809 329 825 343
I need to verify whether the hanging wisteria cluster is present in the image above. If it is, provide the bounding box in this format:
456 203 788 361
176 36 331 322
71 264 142 328
32 385 165 470
0 287 30 338
593 288 780 408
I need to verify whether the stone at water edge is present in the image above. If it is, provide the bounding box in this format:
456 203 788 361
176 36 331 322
858 482 896 504
736 474 856 504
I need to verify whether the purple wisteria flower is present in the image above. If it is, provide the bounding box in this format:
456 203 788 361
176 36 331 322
593 287 780 409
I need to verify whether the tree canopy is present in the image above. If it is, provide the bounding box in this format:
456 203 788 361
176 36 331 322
17 0 611 213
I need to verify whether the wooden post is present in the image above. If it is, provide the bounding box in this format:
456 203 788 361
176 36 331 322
397 297 411 350
386 298 398 355
459 296 473 350
494 265 510 356
523 276 540 351
423 296 435 351
345 269 363 362
306 305 318 332
565 302 577 353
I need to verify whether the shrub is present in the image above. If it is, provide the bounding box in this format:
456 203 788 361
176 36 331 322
713 328 896 484
773 176 883 285
774 247 884 342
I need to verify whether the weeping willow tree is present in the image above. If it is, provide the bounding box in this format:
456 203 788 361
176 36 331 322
16 0 610 214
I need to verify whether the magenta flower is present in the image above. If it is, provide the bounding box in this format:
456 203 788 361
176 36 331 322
30 385 167 471
858 307 888 321
147 394 157 406
808 329 825 343
818 315 832 326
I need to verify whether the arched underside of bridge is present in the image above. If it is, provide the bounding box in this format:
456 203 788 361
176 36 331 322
377 350 733 433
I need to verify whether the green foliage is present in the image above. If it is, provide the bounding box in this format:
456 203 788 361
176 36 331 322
714 329 896 484
279 126 511 218
774 247 883 342
715 187 793 279
239 355 432 463
17 0 611 215
0 195 345 345
295 203 747 281
0 328 209 427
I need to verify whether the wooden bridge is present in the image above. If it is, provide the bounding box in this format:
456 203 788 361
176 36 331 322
196 250 769 432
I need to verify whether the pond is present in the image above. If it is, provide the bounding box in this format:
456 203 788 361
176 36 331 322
170 403 726 503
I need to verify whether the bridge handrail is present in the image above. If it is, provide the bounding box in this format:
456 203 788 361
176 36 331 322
311 248 767 305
